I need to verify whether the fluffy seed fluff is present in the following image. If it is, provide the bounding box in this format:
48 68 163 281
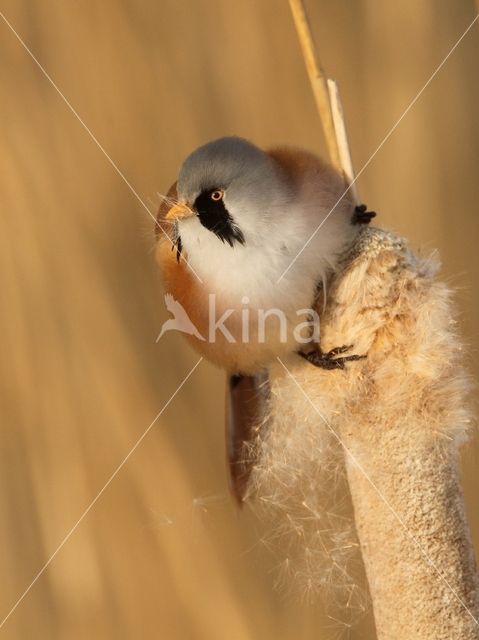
244 226 477 634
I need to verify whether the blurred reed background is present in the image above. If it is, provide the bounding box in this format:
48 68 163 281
1 1 478 638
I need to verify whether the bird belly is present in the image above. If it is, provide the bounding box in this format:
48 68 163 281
157 242 310 373
183 315 301 374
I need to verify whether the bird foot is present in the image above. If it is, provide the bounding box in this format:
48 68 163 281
299 345 366 370
353 203 376 225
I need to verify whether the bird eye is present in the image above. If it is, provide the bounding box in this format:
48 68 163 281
210 190 224 201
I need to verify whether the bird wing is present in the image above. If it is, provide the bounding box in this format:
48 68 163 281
267 145 341 191
268 146 341 344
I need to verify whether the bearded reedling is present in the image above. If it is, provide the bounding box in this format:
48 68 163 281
155 135 479 639
155 136 374 498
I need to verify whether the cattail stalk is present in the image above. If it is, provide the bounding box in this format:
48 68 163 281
288 1 479 637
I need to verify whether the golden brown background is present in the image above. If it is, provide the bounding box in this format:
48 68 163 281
1 1 478 638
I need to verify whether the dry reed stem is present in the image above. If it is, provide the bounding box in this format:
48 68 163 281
288 0 341 171
327 78 359 204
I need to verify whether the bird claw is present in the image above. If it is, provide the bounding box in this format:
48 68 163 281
299 345 366 370
353 203 376 225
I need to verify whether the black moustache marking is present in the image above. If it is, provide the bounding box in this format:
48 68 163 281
194 190 245 247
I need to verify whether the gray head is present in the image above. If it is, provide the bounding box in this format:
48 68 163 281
175 137 290 246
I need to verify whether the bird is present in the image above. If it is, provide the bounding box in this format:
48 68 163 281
155 136 374 499
155 139 479 624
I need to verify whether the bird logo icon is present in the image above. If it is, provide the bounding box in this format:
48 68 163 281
156 293 205 342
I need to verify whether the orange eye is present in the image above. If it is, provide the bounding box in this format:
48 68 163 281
210 190 224 201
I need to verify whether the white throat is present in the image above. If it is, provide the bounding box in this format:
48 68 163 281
178 200 358 315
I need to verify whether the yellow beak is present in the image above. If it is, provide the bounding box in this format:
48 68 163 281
165 203 195 220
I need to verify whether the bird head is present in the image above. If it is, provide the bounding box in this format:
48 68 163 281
158 136 358 304
163 137 291 254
